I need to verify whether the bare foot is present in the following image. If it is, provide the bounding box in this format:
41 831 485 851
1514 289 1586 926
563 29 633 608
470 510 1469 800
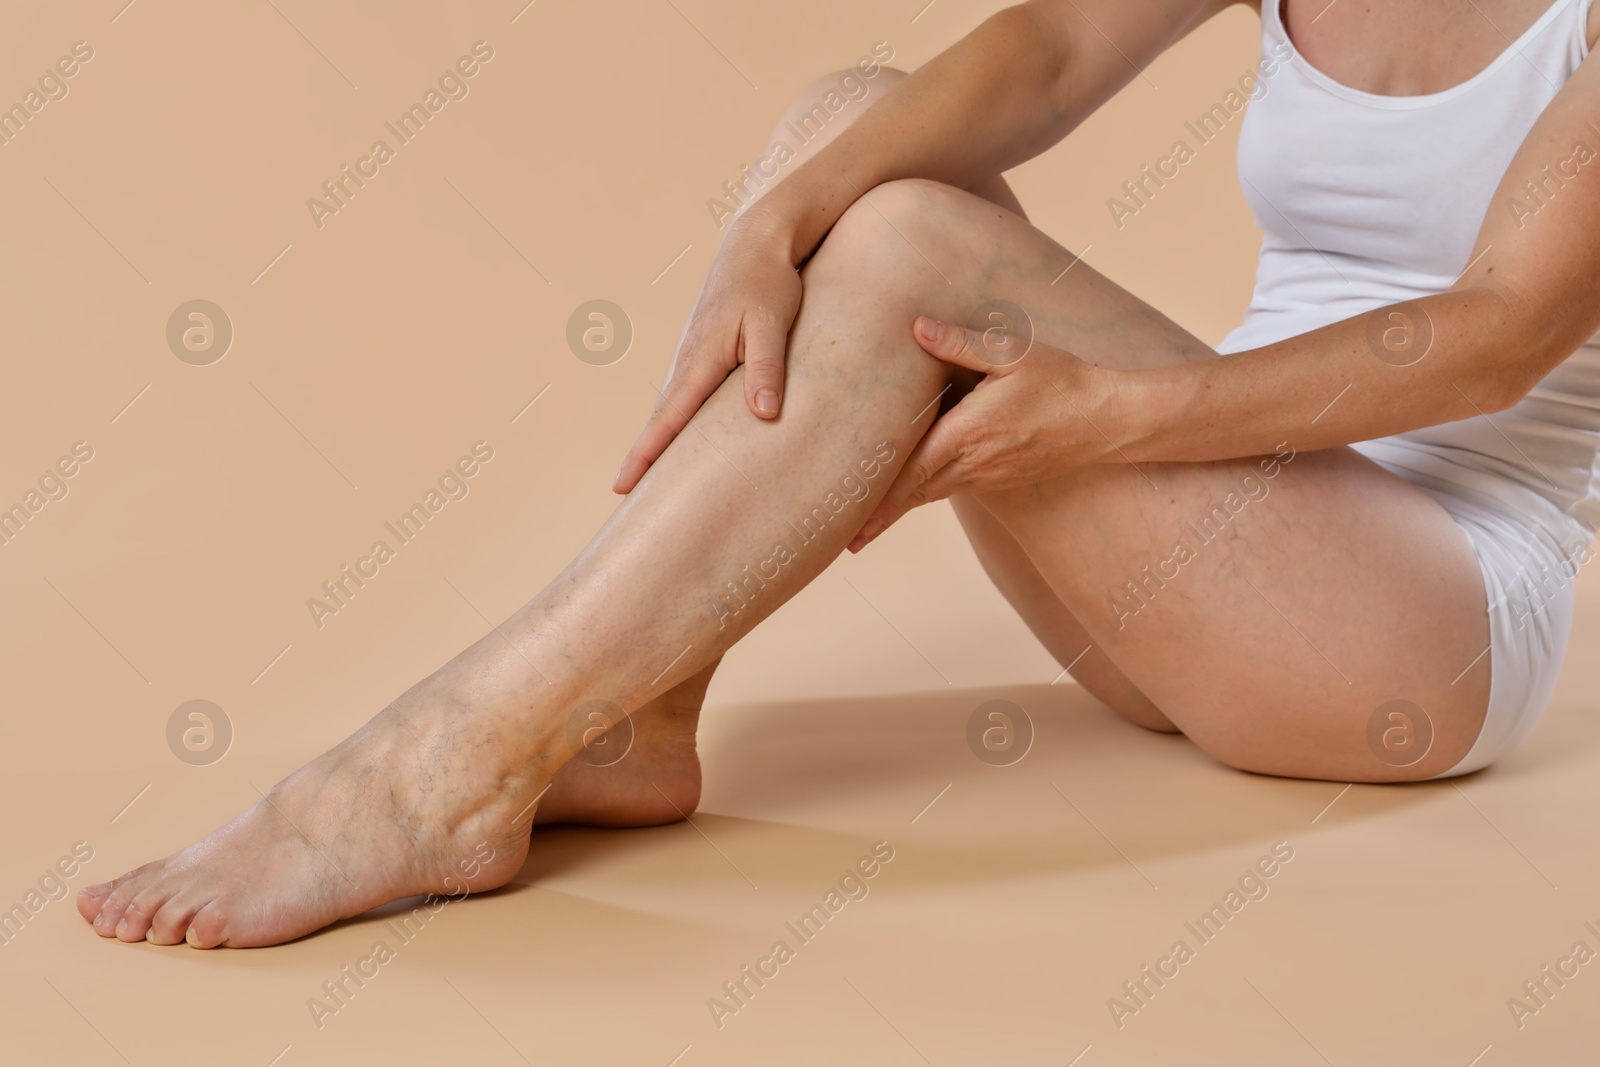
77 654 717 948
76 675 559 949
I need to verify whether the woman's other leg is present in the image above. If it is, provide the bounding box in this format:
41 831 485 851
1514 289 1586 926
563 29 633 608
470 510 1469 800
740 67 1176 731
814 179 1491 782
952 497 1179 732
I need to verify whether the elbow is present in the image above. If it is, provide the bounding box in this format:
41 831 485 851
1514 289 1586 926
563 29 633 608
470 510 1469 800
1489 322 1592 413
1488 369 1533 413
1477 333 1542 413
1482 329 1585 412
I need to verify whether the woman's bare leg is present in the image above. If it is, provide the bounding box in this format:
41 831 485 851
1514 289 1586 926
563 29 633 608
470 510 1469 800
951 497 1179 732
531 65 1041 825
74 169 997 948
830 178 1491 783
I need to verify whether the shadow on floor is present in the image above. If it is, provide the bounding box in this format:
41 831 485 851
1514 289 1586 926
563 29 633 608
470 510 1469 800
504 682 1478 893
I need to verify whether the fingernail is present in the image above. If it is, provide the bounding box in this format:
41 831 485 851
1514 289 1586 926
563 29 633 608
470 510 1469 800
755 388 779 414
918 317 944 342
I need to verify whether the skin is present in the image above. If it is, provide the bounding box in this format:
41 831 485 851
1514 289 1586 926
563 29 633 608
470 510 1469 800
80 0 1600 947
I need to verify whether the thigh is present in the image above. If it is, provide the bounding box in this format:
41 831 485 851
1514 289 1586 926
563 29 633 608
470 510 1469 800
978 449 1491 782
951 496 1181 733
825 178 1490 781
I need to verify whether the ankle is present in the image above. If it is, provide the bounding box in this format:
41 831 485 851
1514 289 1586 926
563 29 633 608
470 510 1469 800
372 670 574 790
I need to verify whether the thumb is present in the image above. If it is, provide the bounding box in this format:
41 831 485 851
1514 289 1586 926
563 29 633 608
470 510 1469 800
912 315 1028 374
742 308 788 418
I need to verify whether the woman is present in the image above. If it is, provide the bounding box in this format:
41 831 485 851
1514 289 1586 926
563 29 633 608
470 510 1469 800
80 0 1600 947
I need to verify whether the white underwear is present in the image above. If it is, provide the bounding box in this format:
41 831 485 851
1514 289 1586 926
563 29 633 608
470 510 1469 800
1350 436 1588 776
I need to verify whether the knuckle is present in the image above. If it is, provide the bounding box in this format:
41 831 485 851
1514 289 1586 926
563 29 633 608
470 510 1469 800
745 348 784 371
945 416 980 450
745 304 781 330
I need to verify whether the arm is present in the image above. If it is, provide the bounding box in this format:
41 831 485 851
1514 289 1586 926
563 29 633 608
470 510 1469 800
1109 46 1600 465
750 0 1240 267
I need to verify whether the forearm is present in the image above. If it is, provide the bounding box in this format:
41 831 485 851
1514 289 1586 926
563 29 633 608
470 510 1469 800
747 4 1079 267
1110 284 1544 464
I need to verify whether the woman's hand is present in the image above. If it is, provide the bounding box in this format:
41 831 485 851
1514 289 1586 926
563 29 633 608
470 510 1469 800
849 314 1121 551
613 213 803 494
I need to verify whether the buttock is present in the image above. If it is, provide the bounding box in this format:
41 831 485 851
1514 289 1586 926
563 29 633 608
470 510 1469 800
1350 437 1591 776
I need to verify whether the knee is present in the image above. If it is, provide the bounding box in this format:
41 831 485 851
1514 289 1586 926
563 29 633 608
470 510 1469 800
796 179 977 387
786 179 974 405
850 176 967 228
810 178 969 282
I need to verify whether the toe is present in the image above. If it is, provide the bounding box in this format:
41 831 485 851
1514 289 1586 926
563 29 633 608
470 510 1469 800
115 883 176 942
76 881 115 922
147 894 207 947
91 865 159 937
185 902 229 949
77 867 145 923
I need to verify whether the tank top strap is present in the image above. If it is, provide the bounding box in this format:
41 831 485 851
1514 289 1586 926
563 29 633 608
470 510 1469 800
1260 0 1286 45
1263 0 1586 104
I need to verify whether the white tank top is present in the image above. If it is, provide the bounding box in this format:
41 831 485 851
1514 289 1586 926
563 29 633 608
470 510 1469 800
1219 0 1600 538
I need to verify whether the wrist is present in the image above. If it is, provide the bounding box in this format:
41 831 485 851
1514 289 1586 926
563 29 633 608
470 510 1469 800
1082 363 1157 466
728 191 807 268
734 155 874 268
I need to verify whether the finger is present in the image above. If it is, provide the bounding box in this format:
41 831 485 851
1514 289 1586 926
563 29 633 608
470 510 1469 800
848 417 966 551
853 461 970 552
741 306 789 419
613 358 732 494
911 316 1026 374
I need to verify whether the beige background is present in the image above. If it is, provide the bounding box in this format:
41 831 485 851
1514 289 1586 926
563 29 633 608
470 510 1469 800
2 1 1597 1064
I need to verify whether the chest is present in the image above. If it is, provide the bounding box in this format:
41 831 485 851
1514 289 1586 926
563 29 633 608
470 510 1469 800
1277 0 1597 96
